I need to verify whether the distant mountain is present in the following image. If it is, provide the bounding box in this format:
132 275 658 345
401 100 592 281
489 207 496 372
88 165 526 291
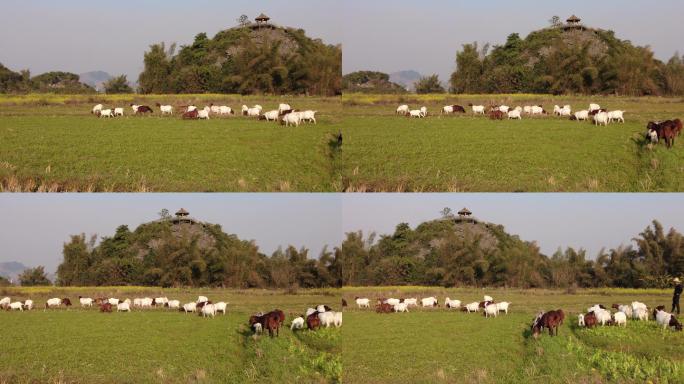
79 71 112 91
0 261 28 283
389 70 422 91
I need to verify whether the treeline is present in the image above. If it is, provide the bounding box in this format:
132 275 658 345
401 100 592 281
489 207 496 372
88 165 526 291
56 219 341 289
0 64 94 94
138 25 341 96
342 71 407 94
338 217 684 289
450 24 684 96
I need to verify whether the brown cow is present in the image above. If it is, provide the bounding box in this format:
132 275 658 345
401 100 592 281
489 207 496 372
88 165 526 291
376 303 393 313
264 312 281 337
489 110 505 120
584 311 598 328
269 309 285 327
100 303 113 313
306 312 321 330
182 109 199 119
531 310 564 338
136 105 153 114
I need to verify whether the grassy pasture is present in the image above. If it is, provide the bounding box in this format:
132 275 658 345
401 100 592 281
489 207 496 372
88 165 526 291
0 94 342 192
341 93 684 192
341 287 683 384
0 287 342 384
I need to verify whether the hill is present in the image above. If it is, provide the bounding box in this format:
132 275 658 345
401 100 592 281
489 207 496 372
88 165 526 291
138 14 341 96
0 64 95 94
56 209 341 288
342 71 407 93
78 71 112 91
339 211 684 289
450 15 684 96
0 261 28 282
390 70 421 91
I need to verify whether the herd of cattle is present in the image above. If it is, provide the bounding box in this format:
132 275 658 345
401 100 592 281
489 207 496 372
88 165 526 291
396 102 682 148
90 103 318 127
533 301 682 338
395 102 625 123
349 294 682 339
0 295 341 338
249 304 343 337
353 295 510 317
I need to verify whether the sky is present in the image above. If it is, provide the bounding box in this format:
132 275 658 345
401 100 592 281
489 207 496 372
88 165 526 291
341 0 684 81
342 194 684 260
0 194 343 273
2 194 684 273
3 1 682 84
0 0 342 81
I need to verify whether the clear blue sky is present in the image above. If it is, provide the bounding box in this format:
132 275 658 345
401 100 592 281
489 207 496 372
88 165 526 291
2 194 684 273
0 194 342 273
341 0 684 81
0 0 342 81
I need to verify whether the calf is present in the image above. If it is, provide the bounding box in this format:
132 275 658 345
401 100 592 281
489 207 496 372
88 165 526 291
100 303 113 313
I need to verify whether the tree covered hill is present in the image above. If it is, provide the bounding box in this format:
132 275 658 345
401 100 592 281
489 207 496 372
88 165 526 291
450 16 684 96
339 209 684 289
138 17 341 96
0 63 95 94
342 71 407 94
56 209 341 288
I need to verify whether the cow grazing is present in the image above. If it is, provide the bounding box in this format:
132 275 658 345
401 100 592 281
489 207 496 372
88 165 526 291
489 110 505 120
531 310 564 338
135 105 153 114
306 312 321 330
182 109 199 119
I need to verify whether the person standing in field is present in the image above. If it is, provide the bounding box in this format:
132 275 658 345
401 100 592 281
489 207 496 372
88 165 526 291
673 278 682 315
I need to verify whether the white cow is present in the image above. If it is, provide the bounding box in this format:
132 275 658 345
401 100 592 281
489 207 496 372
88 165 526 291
355 297 370 309
444 298 461 309
291 316 305 330
471 105 486 114
396 105 410 115
421 297 438 307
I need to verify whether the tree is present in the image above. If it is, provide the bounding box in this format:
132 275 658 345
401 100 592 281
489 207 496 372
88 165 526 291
440 207 453 219
237 14 250 27
549 16 562 28
415 74 445 94
158 209 171 220
103 75 133 94
19 266 51 286
450 43 484 93
138 42 175 94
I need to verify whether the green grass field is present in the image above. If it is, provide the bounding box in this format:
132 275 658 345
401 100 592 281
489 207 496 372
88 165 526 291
0 94 341 192
341 287 683 384
0 287 341 384
341 94 684 192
